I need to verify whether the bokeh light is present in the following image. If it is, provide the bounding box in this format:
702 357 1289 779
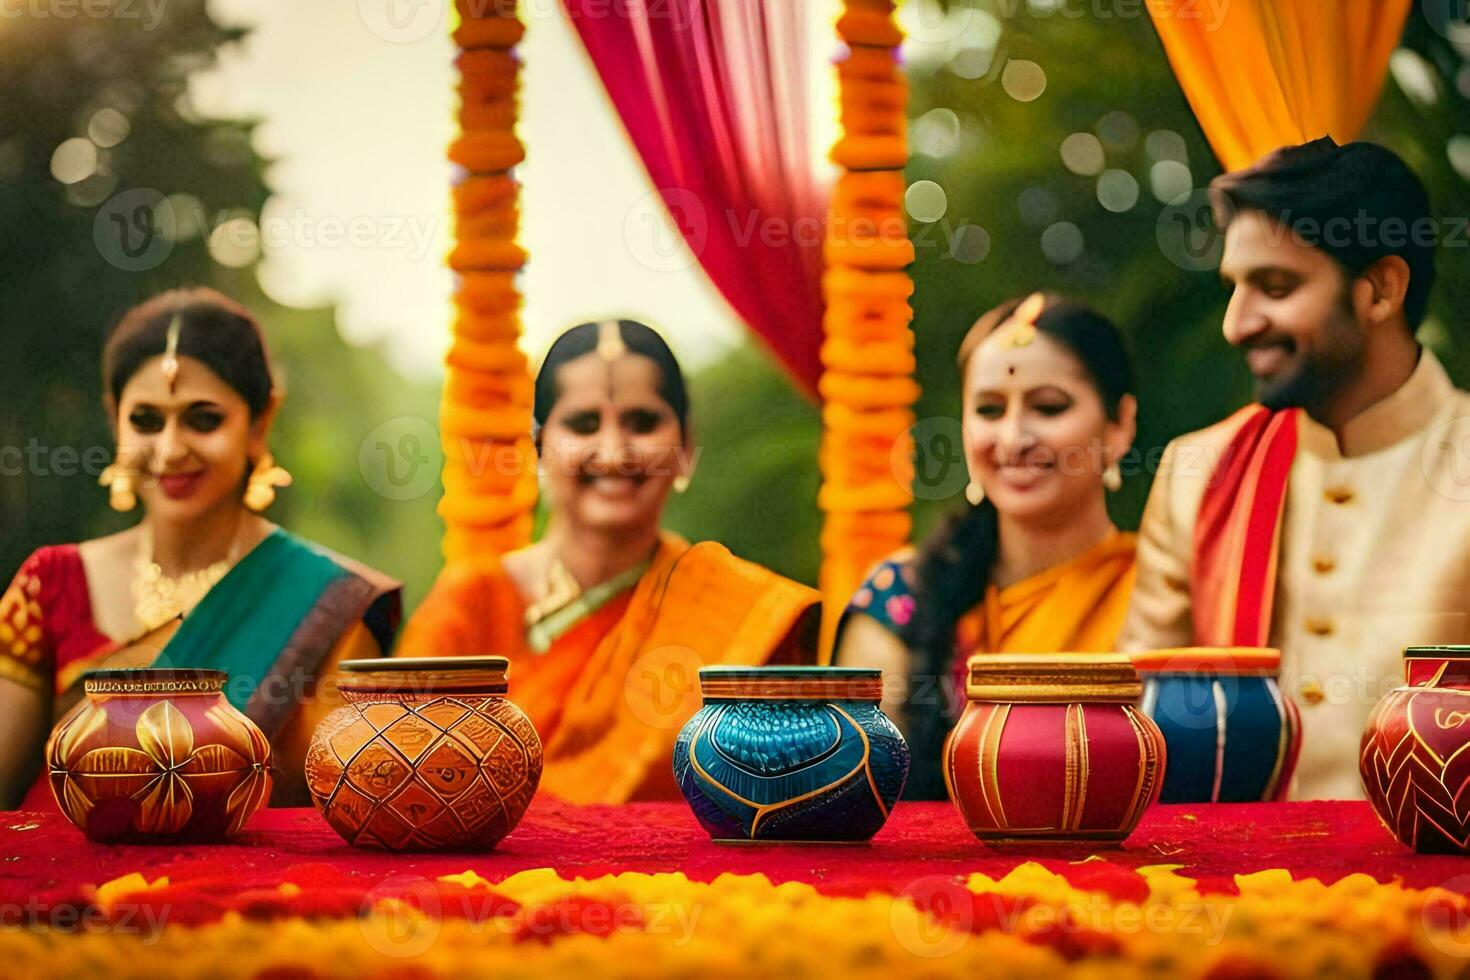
208 214 261 267
1149 160 1193 204
950 46 996 80
949 224 991 264
1060 132 1106 176
945 7 1002 80
1097 169 1140 212
64 172 118 207
1096 110 1139 152
905 180 949 223
1041 221 1084 264
1390 49 1440 107
1145 129 1188 163
913 108 962 157
49 138 97 185
87 108 130 148
1447 134 1470 181
1002 60 1047 102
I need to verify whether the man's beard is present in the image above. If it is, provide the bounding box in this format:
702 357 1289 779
1253 291 1365 413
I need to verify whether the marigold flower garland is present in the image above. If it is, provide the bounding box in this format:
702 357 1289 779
440 0 537 563
818 0 919 654
6 862 1468 977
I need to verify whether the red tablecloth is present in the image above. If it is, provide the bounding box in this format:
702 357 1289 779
2 798 1463 903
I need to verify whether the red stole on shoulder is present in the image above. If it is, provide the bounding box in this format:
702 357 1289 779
1191 407 1299 646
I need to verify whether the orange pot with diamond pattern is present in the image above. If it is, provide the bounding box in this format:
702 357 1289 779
46 668 272 843
305 656 542 851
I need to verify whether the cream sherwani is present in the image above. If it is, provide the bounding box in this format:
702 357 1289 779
1119 349 1470 799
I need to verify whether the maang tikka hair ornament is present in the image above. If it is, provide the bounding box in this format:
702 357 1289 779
160 312 183 393
596 320 627 363
996 293 1046 351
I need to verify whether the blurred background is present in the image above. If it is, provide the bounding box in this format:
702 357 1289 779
4 0 1468 612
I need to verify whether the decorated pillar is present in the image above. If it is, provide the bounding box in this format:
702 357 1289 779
817 1 919 656
440 1 538 563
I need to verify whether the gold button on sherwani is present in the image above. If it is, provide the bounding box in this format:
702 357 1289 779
1304 618 1335 637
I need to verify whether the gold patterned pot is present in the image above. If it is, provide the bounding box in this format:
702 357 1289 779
305 656 542 851
944 653 1166 847
46 668 272 843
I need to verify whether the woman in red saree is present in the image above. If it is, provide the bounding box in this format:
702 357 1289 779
398 320 820 803
0 289 400 808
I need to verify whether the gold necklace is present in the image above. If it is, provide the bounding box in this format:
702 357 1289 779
131 532 238 633
523 554 582 627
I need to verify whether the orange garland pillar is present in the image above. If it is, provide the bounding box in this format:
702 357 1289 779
440 1 538 564
817 1 919 658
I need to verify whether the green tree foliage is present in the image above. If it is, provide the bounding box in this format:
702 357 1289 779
1 1 443 606
662 345 824 586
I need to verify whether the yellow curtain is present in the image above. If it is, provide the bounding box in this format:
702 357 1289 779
440 2 538 562
1148 0 1412 171
817 3 919 658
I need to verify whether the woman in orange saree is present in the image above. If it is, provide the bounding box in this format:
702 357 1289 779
834 295 1138 798
399 320 819 803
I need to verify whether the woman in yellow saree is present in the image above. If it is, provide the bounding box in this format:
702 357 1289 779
399 320 820 803
834 295 1138 798
0 289 400 809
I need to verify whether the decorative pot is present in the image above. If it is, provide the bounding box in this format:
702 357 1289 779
1361 646 1470 853
305 656 541 851
46 668 272 843
1134 647 1301 802
673 666 909 842
944 653 1165 846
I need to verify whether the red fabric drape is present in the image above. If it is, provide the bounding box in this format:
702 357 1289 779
563 0 827 394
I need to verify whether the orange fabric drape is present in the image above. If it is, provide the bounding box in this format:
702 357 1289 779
817 3 918 658
441 2 537 562
1148 0 1412 171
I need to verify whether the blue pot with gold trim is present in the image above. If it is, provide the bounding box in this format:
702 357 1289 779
1133 647 1302 803
673 666 909 843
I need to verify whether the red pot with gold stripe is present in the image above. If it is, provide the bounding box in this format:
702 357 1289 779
944 653 1166 846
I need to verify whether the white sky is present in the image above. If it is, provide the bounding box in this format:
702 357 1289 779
191 0 841 381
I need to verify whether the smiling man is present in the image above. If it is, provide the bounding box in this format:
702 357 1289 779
1119 138 1470 799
